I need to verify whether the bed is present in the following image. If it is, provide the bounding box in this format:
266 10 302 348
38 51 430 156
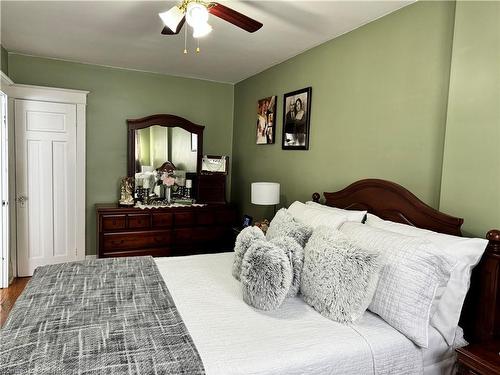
1 179 499 375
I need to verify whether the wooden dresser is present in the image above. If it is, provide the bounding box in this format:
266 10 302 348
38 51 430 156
96 204 237 258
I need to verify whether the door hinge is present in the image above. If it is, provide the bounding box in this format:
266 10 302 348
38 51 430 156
75 249 78 256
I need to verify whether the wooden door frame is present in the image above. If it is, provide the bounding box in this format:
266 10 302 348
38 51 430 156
2 79 88 281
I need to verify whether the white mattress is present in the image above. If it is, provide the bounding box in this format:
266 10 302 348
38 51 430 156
155 252 456 375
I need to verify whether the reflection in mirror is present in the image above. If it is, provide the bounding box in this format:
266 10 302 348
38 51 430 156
134 125 198 173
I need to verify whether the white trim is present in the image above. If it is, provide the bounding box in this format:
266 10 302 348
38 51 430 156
0 71 14 88
0 91 8 288
7 97 16 283
76 104 86 260
85 255 96 260
4 83 88 105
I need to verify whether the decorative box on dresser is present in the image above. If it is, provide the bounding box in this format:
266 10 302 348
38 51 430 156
96 204 237 258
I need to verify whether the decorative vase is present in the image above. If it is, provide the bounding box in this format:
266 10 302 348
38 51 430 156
166 186 171 204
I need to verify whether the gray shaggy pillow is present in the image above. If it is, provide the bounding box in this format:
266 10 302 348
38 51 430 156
269 237 304 297
266 208 313 248
301 227 382 323
232 226 265 281
240 240 292 310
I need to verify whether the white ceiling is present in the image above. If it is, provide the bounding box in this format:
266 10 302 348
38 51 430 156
1 1 413 83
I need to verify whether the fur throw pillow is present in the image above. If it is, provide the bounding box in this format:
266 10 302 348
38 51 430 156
240 240 292 310
301 227 382 323
232 226 265 281
269 237 304 297
266 208 313 247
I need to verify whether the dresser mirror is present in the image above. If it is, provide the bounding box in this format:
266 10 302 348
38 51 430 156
127 114 204 176
134 125 198 173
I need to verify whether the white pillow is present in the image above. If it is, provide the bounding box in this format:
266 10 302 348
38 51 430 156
288 201 347 229
305 201 367 223
340 222 454 348
365 213 487 345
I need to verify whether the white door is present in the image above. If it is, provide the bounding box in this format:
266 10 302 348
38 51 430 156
15 99 78 276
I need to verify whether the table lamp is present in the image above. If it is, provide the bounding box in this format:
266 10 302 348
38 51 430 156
251 182 280 215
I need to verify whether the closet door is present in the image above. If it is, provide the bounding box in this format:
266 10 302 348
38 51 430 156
15 99 77 276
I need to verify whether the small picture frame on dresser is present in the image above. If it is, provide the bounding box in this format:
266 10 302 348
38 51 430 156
242 215 253 228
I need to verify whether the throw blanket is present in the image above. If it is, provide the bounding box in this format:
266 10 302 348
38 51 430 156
0 256 205 375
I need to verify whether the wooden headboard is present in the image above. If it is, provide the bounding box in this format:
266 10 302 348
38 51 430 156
312 178 500 343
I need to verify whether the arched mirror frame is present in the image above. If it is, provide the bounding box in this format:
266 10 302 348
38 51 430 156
127 114 205 177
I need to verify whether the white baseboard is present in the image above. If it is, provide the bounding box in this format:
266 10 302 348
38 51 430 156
85 255 97 260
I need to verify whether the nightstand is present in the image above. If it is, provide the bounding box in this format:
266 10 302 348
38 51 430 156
456 340 500 375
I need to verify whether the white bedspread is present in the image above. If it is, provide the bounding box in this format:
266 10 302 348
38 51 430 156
156 253 429 375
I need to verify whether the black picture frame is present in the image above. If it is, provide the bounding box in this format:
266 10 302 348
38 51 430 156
282 87 312 150
242 215 253 228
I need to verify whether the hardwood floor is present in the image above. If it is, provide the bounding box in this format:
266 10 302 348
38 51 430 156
0 277 31 327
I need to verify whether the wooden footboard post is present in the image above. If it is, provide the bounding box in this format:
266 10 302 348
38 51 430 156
467 230 500 342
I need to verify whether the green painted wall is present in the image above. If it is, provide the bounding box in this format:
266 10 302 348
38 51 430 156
8 54 234 255
232 1 456 220
439 1 500 237
1 45 8 75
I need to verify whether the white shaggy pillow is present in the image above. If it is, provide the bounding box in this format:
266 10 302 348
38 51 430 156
266 208 313 247
240 240 292 311
270 237 304 297
232 226 265 281
340 222 454 347
300 227 382 323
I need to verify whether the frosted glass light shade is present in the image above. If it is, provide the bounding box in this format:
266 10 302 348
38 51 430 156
159 6 184 32
186 2 209 28
193 22 212 38
251 182 280 205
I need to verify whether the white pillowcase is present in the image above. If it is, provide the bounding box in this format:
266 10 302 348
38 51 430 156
340 222 454 348
305 201 367 223
365 213 487 345
288 201 347 229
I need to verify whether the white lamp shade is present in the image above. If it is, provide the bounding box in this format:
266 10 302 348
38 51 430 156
159 6 184 32
251 182 280 205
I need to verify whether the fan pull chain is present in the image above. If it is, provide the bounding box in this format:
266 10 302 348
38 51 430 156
196 39 200 53
184 25 188 54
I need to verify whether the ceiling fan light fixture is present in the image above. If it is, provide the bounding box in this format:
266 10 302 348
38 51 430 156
192 22 212 38
159 6 184 32
186 2 209 28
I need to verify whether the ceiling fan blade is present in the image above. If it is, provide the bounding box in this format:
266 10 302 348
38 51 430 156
208 2 262 33
161 16 186 35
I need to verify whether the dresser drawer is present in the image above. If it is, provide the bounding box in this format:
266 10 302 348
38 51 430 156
103 230 172 250
174 228 195 243
127 214 150 229
215 208 236 225
197 211 215 225
152 213 173 228
174 212 195 226
101 215 126 231
101 247 172 258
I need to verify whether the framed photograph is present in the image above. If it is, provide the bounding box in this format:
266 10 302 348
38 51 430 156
282 87 312 150
256 95 276 144
242 214 253 228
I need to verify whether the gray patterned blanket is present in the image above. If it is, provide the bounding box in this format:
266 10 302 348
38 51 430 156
0 256 205 375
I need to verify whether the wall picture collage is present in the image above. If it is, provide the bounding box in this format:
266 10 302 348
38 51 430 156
256 87 312 150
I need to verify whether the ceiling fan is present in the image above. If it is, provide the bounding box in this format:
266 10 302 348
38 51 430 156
159 0 263 39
